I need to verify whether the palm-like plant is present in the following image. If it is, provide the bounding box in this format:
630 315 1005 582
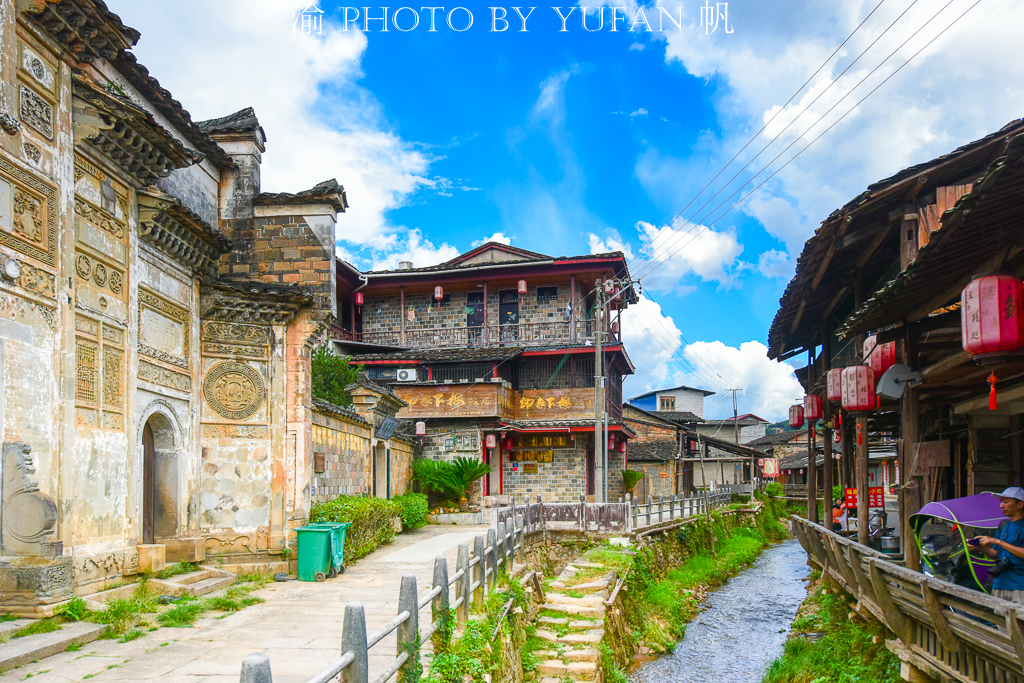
622 469 644 494
437 457 491 511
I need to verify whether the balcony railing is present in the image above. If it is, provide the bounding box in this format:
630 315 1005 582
350 319 616 350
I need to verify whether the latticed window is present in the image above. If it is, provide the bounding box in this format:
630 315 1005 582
660 395 675 411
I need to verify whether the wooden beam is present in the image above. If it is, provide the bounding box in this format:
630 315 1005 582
838 219 888 251
868 559 915 644
811 241 836 291
1006 609 1024 668
907 244 1012 323
790 299 807 335
856 228 892 269
920 580 960 653
920 351 972 383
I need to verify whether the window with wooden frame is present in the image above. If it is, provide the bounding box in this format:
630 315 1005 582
537 286 558 302
659 395 676 411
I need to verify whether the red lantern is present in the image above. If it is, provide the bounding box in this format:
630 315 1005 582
415 421 426 436
608 437 615 450
789 404 804 429
834 429 841 444
517 279 528 295
961 275 1024 410
502 437 514 450
618 441 626 453
611 321 620 335
868 339 896 378
434 286 444 301
485 434 497 449
804 394 822 422
841 365 875 414
826 368 843 402
354 291 364 306
961 275 1024 360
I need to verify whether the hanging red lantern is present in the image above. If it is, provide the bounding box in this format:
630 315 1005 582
517 279 528 295
841 365 875 414
804 394 823 422
608 436 616 450
961 274 1024 360
826 368 843 402
485 434 497 449
611 321 620 335
354 291 364 313
789 404 804 429
415 421 426 436
502 437 514 450
834 429 841 444
869 340 897 378
434 286 444 301
618 441 626 453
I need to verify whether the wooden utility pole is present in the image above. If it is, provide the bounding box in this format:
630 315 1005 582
594 280 604 503
856 415 869 546
697 434 715 557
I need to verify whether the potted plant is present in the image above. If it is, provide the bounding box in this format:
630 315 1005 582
438 457 491 512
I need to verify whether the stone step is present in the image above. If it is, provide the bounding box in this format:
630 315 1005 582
535 629 605 644
535 649 599 662
537 616 603 628
183 576 235 597
545 592 607 607
166 570 213 585
569 578 611 590
536 660 598 680
0 622 106 672
540 603 604 618
0 620 33 637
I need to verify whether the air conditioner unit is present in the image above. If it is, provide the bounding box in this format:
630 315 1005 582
396 368 418 382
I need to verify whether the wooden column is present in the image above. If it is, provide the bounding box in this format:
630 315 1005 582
807 349 818 524
902 385 921 571
482 282 489 347
857 415 869 546
399 286 406 346
569 275 576 344
821 323 833 524
841 408 853 491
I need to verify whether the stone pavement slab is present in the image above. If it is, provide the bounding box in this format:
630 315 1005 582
0 523 490 683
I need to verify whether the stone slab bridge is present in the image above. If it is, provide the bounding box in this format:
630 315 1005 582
792 516 1024 683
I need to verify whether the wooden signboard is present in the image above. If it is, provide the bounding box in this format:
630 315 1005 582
394 383 514 419
516 389 597 420
910 440 950 476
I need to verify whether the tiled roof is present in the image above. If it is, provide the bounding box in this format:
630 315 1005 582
197 107 265 138
311 398 370 426
628 384 715 400
747 430 804 448
366 251 627 275
254 179 348 212
629 439 678 461
651 411 703 424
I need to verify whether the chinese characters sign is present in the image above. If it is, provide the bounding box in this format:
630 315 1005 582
844 487 885 508
393 385 596 421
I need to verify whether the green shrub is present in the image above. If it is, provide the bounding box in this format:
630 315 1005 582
765 482 784 498
57 596 90 622
310 495 402 562
311 345 362 407
392 492 429 530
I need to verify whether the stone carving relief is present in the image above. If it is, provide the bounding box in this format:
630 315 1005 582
0 113 20 135
75 315 97 336
102 346 123 409
1 443 59 557
202 342 268 360
22 144 41 163
139 290 189 369
75 252 124 300
20 42 55 93
201 321 269 346
203 362 266 421
204 527 269 555
93 263 107 287
138 360 191 393
74 199 125 240
0 556 73 607
75 337 98 406
201 424 269 439
109 270 122 294
101 325 122 345
0 158 57 266
19 86 52 139
15 263 55 299
0 292 54 330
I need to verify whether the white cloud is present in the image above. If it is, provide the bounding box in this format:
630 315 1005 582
671 341 804 422
620 296 684 397
369 229 460 271
644 0 1024 269
756 249 793 279
473 232 513 247
119 0 435 259
531 65 581 128
629 108 649 118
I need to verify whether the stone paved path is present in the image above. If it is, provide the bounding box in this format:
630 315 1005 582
0 524 490 683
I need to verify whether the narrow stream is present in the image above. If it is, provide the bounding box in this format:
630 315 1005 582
630 538 810 683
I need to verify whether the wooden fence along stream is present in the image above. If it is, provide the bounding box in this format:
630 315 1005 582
792 516 1024 683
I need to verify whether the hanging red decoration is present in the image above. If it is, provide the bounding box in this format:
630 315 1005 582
611 321 620 335
869 339 897 378
485 434 497 449
810 426 815 441
988 372 999 410
618 441 627 453
804 394 823 422
961 274 1024 360
826 368 843 402
789 404 804 429
415 421 426 436
857 422 863 445
502 437 514 450
841 365 875 414
834 429 842 444
434 286 444 301
517 279 528 295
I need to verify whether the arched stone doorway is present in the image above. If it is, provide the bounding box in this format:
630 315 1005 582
141 412 179 544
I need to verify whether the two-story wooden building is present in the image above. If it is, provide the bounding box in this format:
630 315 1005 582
333 242 637 503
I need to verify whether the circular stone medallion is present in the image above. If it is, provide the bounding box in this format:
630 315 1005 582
203 362 266 420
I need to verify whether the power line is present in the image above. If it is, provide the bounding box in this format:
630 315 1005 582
631 0 976 284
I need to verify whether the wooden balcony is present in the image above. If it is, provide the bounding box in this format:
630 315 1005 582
350 319 619 350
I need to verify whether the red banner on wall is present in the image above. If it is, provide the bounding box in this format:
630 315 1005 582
844 487 885 508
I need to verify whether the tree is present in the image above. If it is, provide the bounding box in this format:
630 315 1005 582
311 344 362 407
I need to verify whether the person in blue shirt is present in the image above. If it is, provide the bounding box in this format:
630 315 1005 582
972 486 1024 605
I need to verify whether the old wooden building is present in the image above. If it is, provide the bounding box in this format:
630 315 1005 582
333 242 637 503
0 0 356 613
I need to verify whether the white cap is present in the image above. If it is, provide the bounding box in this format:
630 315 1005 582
996 486 1024 503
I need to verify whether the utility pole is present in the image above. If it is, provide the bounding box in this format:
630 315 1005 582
594 279 604 503
725 388 749 487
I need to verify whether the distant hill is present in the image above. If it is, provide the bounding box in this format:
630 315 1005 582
765 420 796 435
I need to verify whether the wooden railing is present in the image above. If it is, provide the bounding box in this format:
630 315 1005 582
354 319 602 350
237 517 540 683
792 515 1024 682
629 490 732 529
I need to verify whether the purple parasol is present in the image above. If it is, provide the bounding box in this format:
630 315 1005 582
910 492 1009 529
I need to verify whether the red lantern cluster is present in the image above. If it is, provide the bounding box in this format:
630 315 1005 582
826 368 843 402
804 394 823 422
841 365 875 414
789 404 804 429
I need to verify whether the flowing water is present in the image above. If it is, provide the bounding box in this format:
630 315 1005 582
630 538 811 683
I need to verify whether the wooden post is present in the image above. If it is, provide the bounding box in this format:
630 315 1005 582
646 495 652 527
496 521 506 569
807 350 818 524
397 574 419 683
515 514 525 563
902 384 921 571
669 495 675 521
486 528 498 590
569 275 576 344
856 415 870 547
399 287 406 346
456 544 470 626
239 654 273 683
482 282 489 347
472 535 485 610
341 601 369 683
823 398 833 529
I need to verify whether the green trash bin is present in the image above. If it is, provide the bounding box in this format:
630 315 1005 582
305 522 352 576
294 526 333 582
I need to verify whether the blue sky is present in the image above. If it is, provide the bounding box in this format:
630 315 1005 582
122 0 1024 419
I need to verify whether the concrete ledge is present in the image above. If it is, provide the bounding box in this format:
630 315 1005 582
0 622 106 673
158 537 206 563
427 511 484 525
